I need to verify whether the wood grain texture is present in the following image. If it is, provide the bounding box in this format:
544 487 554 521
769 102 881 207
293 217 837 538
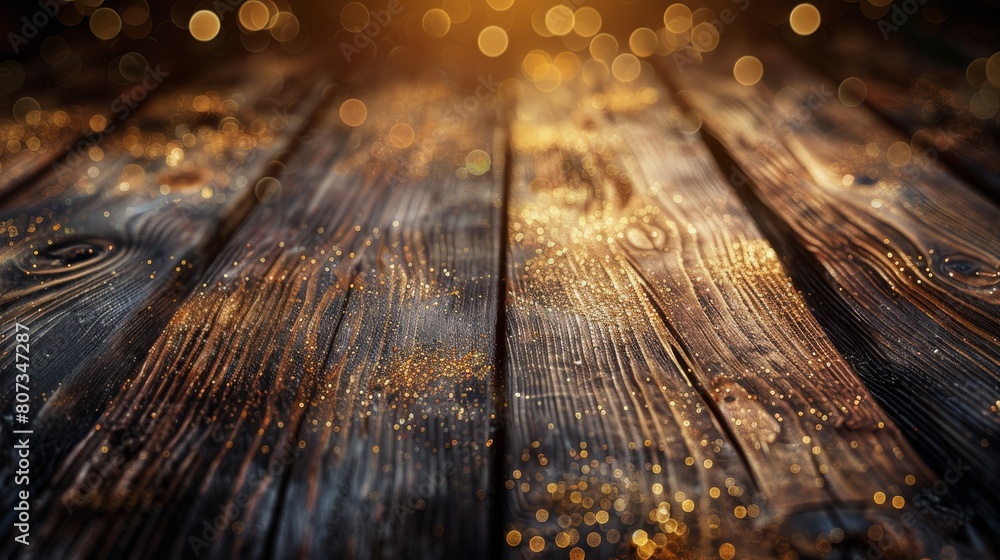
0 56 324 544
666 45 1000 545
19 80 503 560
501 80 967 559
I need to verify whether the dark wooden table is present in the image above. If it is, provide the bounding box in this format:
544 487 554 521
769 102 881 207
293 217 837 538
1 36 998 560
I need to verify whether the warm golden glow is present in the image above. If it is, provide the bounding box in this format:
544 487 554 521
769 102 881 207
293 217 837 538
90 8 122 40
545 6 575 37
340 2 370 33
478 26 509 58
733 56 763 86
789 3 821 36
573 7 602 37
664 4 692 33
629 28 658 58
189 10 221 42
238 1 270 32
339 99 367 127
422 9 451 38
388 122 414 148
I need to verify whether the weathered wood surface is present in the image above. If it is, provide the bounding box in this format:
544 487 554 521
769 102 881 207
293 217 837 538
666 46 1000 542
810 33 1000 198
18 79 503 560
0 55 324 540
0 37 999 560
502 79 980 559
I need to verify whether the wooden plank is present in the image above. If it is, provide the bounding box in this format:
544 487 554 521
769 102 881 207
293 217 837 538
808 33 1000 198
502 80 967 559
666 45 1000 545
23 80 503 559
0 56 325 526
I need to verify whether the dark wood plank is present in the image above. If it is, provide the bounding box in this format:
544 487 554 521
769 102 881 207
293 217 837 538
810 32 1000 198
0 55 325 539
502 80 966 559
666 45 1000 545
24 79 503 560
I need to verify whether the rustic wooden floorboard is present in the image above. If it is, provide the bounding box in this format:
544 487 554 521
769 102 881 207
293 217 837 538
807 34 1000 199
0 56 325 550
666 45 1000 545
21 79 503 560
501 81 968 559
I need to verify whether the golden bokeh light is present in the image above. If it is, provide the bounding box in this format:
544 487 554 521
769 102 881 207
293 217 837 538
691 22 720 52
465 149 492 175
886 141 911 167
573 7 602 37
967 58 988 88
838 77 867 107
90 8 122 40
269 12 299 42
423 9 451 38
339 99 367 127
13 97 41 124
970 90 999 119
189 10 221 42
478 26 509 57
987 52 1000 87
239 1 271 32
629 28 658 58
789 4 821 36
589 33 618 63
442 0 472 24
733 55 763 86
554 51 581 80
341 2 370 33
522 50 550 80
533 63 562 92
545 6 575 37
612 53 640 82
388 122 415 148
664 4 693 33
487 0 514 10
